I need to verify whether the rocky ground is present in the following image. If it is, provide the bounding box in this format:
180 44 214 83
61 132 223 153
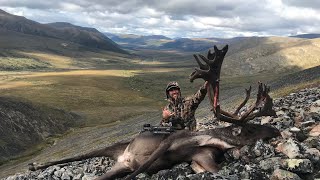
3 86 320 180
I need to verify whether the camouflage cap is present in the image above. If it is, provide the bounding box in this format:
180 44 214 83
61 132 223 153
165 81 180 98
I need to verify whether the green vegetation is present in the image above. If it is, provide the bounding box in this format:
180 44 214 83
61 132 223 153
0 57 51 70
0 69 157 126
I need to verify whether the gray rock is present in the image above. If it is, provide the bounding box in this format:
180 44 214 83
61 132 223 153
135 173 151 180
150 163 193 179
309 124 320 137
301 121 316 129
290 127 301 132
304 137 320 150
252 139 275 160
261 116 272 125
53 168 66 178
259 157 282 172
61 172 71 180
81 173 99 180
187 172 229 180
73 173 84 180
270 168 302 180
276 138 301 158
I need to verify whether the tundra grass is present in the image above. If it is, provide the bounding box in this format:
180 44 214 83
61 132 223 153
0 70 161 126
0 57 51 70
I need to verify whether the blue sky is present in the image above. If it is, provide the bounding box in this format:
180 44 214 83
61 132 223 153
1 0 320 38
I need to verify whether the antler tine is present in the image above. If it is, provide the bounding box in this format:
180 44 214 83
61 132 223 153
240 83 275 123
207 49 215 60
210 45 228 77
233 86 252 116
214 82 275 125
213 85 253 122
242 93 275 123
237 82 266 122
198 54 213 66
189 67 210 82
255 82 262 105
193 54 208 70
214 45 218 51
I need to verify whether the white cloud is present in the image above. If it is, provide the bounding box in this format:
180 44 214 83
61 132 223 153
0 0 320 38
59 2 83 12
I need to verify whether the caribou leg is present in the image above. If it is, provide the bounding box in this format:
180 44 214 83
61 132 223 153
191 147 221 173
29 140 130 171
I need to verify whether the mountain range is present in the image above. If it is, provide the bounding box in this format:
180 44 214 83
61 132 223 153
1 8 320 55
0 9 126 54
105 32 320 52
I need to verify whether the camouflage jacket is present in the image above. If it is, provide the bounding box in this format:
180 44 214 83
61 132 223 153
160 83 207 131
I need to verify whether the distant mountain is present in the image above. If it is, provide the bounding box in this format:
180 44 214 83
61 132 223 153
106 33 252 52
105 33 172 50
290 33 320 39
158 38 213 51
106 33 227 52
0 10 126 54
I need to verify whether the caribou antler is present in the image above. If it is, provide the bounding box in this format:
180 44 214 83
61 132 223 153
190 45 228 83
190 45 276 125
217 82 276 125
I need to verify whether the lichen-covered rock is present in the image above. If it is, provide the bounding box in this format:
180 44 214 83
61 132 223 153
150 163 193 179
259 157 282 172
276 138 301 158
270 169 302 180
303 136 320 150
280 159 313 174
187 172 229 180
252 139 275 160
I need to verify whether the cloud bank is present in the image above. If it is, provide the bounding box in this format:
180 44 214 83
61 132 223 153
1 0 320 38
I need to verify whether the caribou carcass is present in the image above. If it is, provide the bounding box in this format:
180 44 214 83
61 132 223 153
29 45 280 180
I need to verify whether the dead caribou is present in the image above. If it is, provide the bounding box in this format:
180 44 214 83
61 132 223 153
29 45 280 180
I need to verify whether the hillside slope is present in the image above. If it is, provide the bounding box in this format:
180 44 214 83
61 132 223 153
0 97 81 164
221 37 320 75
0 10 125 54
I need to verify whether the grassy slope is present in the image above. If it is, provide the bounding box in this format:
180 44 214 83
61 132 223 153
223 37 320 75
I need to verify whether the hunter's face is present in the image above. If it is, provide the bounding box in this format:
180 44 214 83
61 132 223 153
169 88 180 100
